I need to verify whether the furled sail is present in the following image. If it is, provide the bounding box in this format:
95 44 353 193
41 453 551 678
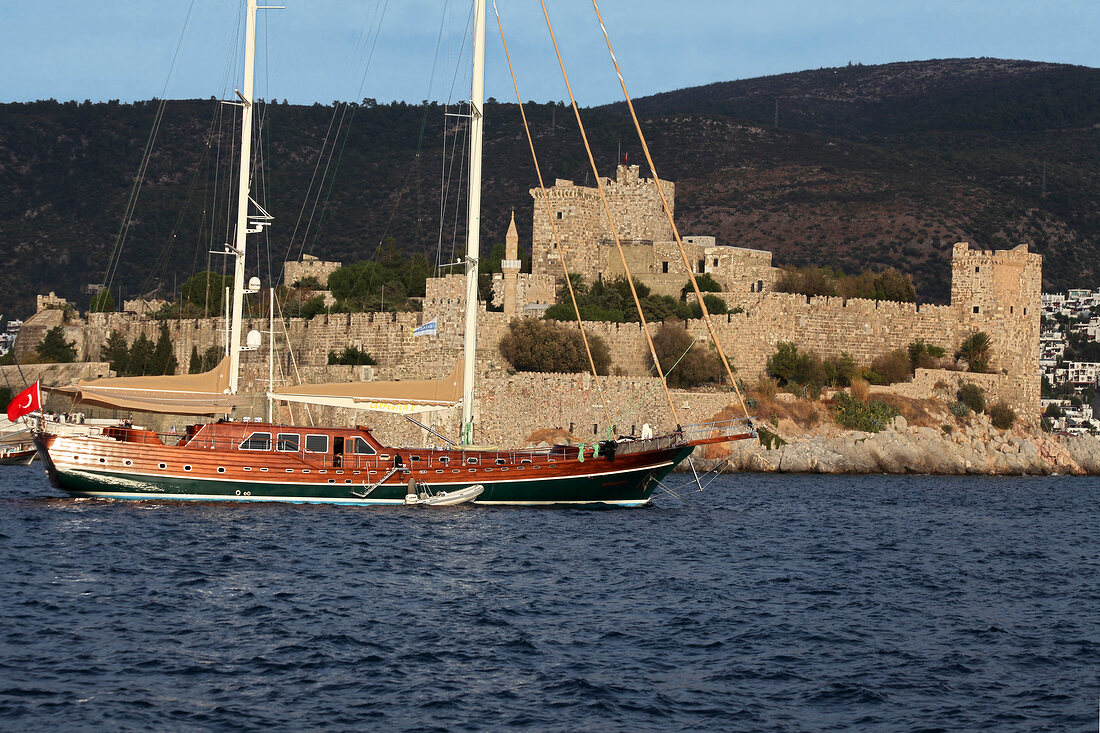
46 357 242 416
270 362 462 414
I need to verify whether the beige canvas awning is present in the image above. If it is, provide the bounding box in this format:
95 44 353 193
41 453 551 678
46 357 243 416
270 361 462 414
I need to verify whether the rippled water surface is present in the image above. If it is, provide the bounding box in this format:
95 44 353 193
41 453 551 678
1 465 1097 731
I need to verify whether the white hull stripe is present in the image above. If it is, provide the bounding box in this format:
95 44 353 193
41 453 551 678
61 490 649 507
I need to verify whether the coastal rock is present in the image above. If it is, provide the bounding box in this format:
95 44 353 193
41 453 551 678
693 419 1098 476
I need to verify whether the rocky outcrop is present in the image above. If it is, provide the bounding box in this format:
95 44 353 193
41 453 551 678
698 414 1100 475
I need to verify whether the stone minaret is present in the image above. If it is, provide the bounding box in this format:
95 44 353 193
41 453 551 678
502 211 521 316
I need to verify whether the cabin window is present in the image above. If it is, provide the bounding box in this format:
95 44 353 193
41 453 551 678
240 432 272 451
495 458 506 465
304 434 329 453
276 433 300 452
439 456 450 464
466 457 478 465
350 436 376 455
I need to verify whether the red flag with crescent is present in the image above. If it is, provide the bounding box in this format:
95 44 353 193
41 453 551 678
7 381 41 422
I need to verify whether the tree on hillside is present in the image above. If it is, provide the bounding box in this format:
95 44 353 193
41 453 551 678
181 271 232 316
89 288 115 313
126 333 155 376
36 327 76 363
150 323 178 375
102 330 130 373
189 345 223 374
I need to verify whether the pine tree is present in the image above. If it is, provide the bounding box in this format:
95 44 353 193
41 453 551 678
102 330 130 374
150 323 177 375
89 289 115 313
126 333 155 376
36 326 76 363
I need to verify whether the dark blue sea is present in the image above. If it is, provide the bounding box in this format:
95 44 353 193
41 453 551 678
1 464 1096 732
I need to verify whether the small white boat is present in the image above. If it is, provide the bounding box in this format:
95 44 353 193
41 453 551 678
404 481 484 506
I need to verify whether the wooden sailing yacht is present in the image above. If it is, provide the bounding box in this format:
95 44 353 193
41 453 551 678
34 0 755 505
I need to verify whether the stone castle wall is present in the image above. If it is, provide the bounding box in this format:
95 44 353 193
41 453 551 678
24 237 1041 436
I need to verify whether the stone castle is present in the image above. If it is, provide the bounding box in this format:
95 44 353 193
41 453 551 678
14 166 1042 444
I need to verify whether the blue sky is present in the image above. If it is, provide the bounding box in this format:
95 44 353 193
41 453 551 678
1 1 1098 106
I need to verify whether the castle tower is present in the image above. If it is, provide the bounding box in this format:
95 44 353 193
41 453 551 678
950 241 1042 417
529 165 675 281
501 211 521 316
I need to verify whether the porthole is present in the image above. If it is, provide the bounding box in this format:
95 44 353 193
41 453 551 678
318 470 327 474
469 468 475 473
184 465 192 472
328 479 335 484
436 470 443 474
345 479 352 484
302 470 311 474
285 469 293 473
243 467 252 472
98 457 106 463
124 459 132 466
158 462 167 469
260 468 269 472
419 470 426 475
217 467 226 474
501 468 509 472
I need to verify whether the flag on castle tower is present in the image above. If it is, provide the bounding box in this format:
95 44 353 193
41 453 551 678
412 319 437 337
622 152 628 163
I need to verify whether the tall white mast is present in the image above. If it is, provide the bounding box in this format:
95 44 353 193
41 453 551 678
228 0 260 395
460 0 486 444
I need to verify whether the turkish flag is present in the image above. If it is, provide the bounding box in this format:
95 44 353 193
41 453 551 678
7 381 41 422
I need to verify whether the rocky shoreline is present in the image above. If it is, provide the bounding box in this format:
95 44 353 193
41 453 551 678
694 414 1100 475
